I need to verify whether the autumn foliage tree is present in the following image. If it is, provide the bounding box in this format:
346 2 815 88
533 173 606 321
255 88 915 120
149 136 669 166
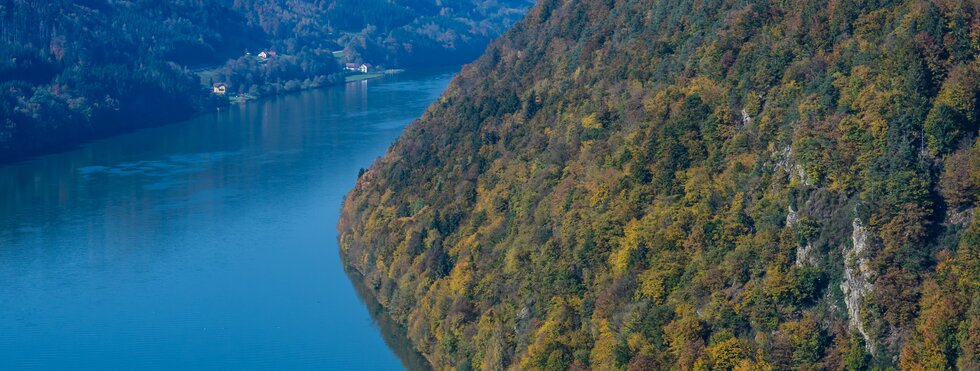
339 0 980 369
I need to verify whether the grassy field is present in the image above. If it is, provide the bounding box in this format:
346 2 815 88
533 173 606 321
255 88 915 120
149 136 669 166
345 73 384 82
344 69 405 82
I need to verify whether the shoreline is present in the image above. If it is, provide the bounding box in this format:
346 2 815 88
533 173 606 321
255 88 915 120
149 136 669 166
344 263 433 371
226 69 406 104
0 69 407 165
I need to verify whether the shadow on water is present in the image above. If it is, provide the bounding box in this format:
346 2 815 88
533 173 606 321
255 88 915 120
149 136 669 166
345 265 433 371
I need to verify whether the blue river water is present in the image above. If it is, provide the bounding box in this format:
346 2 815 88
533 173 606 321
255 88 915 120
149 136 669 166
0 68 455 370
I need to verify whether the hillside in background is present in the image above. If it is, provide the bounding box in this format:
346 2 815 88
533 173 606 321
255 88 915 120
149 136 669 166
238 0 533 67
0 0 532 162
340 0 979 369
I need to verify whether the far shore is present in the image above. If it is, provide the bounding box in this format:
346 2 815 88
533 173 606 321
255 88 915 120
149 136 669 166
221 69 406 105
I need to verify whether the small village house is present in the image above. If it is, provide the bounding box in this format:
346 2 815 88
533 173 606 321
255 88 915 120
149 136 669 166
212 83 227 95
344 63 372 73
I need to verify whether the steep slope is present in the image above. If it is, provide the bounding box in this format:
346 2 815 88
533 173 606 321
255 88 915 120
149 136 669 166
340 0 979 369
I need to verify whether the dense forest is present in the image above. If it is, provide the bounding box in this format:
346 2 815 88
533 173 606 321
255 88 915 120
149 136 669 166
0 0 532 162
234 0 534 67
340 0 979 369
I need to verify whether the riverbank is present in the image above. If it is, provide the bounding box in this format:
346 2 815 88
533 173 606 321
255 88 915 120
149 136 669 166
0 68 409 164
344 265 433 371
222 69 406 105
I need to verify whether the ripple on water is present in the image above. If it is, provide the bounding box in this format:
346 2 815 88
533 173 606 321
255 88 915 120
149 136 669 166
78 151 240 179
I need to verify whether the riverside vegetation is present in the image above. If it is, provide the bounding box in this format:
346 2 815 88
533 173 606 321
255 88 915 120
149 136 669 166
340 0 980 369
0 0 532 161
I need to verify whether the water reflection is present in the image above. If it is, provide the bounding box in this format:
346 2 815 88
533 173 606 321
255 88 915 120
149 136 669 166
347 267 433 371
0 68 456 370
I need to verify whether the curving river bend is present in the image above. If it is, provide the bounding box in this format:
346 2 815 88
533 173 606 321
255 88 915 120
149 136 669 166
0 68 455 370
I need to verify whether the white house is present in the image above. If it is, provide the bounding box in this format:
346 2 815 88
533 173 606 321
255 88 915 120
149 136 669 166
345 63 372 73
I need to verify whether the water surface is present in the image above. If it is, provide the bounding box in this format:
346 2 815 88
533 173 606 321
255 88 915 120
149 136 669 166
0 68 455 370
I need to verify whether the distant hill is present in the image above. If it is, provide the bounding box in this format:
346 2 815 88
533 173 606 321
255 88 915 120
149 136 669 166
340 0 979 369
236 0 533 67
0 0 532 162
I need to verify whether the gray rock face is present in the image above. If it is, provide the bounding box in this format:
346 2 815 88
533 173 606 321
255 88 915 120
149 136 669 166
841 218 874 353
773 145 813 186
786 205 816 267
740 108 753 127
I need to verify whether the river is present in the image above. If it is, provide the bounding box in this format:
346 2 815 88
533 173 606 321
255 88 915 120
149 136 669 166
0 68 456 370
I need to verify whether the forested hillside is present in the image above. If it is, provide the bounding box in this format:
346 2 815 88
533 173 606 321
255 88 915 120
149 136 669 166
339 0 980 369
253 0 533 67
0 0 532 162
